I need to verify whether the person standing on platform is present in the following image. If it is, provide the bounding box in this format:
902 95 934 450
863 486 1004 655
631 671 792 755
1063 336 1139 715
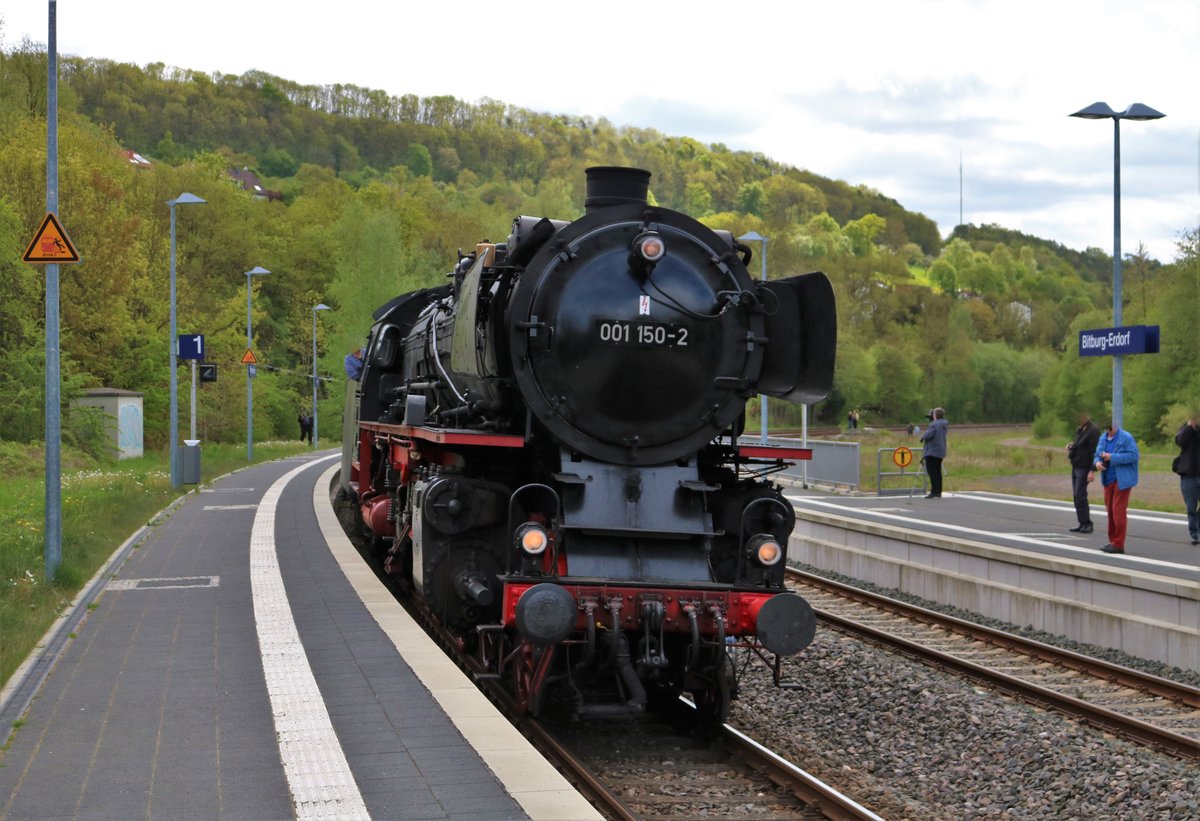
1093 419 1139 554
298 413 313 443
920 407 948 498
1066 413 1101 533
1174 413 1200 545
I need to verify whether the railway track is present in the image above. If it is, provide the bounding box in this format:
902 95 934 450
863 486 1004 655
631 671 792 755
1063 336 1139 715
537 704 883 820
788 567 1200 759
335 491 880 819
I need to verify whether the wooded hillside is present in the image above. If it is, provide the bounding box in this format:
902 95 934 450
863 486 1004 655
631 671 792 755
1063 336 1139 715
1 37 1195 451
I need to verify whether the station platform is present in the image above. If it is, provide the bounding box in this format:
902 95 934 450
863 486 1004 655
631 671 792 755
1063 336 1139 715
0 452 600 820
781 486 1199 672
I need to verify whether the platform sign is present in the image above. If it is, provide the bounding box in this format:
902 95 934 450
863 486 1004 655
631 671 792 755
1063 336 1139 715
23 212 80 263
893 446 914 468
177 334 205 360
1078 325 1160 357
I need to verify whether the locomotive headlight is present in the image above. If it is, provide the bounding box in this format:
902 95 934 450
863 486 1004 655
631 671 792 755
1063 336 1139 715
748 534 783 567
516 522 549 556
633 231 666 262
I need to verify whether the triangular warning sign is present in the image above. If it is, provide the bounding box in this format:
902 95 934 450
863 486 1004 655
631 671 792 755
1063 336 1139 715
241 349 258 365
23 212 80 263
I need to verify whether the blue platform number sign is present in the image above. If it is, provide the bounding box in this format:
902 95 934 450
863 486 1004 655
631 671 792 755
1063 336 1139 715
1078 325 1160 357
177 334 205 360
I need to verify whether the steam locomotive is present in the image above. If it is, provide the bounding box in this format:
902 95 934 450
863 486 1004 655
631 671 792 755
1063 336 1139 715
340 167 836 722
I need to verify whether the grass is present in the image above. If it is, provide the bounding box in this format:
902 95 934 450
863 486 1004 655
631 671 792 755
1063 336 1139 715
833 425 1184 510
0 439 312 690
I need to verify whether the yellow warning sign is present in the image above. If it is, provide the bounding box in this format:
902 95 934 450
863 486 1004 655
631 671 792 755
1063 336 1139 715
241 349 258 365
23 212 80 263
893 446 914 468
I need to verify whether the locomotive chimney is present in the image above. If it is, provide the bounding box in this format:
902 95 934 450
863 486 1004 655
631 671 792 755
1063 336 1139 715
585 166 651 213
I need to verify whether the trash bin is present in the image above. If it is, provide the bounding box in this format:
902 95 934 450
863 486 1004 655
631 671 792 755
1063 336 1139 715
180 440 201 484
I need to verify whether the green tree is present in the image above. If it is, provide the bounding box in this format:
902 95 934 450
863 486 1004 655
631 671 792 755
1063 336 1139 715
406 142 433 178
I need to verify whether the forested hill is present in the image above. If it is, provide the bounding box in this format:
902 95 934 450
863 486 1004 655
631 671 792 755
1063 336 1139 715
0 43 1195 450
54 59 945 253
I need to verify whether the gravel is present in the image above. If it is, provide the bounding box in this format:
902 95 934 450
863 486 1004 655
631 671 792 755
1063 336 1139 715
731 619 1200 820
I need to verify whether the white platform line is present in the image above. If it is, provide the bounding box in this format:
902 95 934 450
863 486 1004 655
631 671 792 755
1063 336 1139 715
954 491 1187 526
786 495 1196 573
203 504 259 511
251 455 367 820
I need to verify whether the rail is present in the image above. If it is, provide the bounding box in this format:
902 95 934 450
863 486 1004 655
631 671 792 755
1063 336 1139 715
787 567 1200 759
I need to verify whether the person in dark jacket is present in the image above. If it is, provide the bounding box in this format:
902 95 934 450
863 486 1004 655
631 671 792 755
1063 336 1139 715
1175 414 1200 545
920 407 948 498
1093 419 1138 554
298 413 313 443
1066 413 1101 533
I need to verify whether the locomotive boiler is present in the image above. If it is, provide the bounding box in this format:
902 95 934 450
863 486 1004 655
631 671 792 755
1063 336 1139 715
342 166 836 722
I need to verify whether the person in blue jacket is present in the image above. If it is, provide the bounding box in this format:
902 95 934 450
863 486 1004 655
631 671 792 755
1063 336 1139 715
920 407 948 498
1092 419 1139 554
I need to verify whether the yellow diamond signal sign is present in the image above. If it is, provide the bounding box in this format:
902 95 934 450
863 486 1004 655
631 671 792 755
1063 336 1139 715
23 212 80 263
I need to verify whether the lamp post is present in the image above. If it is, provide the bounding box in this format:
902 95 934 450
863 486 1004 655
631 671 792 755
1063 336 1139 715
737 231 770 445
1070 102 1165 428
167 193 206 488
244 266 270 460
312 304 331 448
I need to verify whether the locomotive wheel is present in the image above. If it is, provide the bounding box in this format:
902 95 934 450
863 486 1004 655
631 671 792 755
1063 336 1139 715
513 642 555 717
692 651 734 730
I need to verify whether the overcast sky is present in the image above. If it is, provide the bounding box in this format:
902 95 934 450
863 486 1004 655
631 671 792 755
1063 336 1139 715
3 1 1197 261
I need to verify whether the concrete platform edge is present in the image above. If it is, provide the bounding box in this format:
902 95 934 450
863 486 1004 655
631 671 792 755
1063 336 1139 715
313 465 603 821
792 510 1200 672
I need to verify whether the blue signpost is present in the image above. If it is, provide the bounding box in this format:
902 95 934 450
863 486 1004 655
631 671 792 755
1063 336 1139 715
177 334 205 360
1078 325 1160 357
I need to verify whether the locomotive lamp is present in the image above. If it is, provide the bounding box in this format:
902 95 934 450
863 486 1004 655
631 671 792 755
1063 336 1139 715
748 534 783 566
629 230 666 280
1070 102 1165 427
167 192 206 488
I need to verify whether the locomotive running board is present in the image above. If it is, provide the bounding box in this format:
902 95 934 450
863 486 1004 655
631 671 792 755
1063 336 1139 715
737 444 813 461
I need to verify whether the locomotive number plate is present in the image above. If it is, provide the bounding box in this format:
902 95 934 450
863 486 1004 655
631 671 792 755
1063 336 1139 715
594 320 689 348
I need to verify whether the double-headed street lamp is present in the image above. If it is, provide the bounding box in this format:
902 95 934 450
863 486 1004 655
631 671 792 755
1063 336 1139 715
312 304 332 448
1070 102 1165 428
167 193 206 488
245 266 270 460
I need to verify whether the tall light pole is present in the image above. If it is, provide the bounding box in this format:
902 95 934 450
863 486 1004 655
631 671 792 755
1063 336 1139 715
44 0 61 579
1070 102 1165 428
167 193 206 488
737 231 770 444
245 266 270 460
312 304 331 448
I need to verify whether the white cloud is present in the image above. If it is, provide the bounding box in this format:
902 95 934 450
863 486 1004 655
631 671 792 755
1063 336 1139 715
3 0 1196 260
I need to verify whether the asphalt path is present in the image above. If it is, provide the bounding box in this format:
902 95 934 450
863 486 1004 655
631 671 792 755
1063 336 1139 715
783 488 1200 582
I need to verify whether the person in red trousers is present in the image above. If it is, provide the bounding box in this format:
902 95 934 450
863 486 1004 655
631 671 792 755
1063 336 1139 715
1092 419 1139 554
